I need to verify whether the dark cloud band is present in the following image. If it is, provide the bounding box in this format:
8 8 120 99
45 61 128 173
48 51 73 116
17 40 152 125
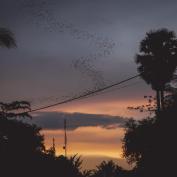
31 112 126 130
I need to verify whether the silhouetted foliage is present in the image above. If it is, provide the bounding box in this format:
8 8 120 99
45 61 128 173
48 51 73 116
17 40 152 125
0 101 98 177
91 161 131 177
0 101 131 177
0 101 31 119
127 95 156 115
0 27 16 48
0 101 44 176
136 28 177 112
123 88 177 177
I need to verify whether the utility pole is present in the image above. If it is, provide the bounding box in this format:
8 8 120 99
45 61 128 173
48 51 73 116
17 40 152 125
63 119 67 157
52 137 56 155
52 138 55 151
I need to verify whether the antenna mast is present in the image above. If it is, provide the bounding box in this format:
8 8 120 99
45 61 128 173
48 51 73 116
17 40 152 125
63 119 67 157
52 137 56 155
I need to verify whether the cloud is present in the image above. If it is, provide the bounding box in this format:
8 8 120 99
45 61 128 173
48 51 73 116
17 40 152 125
30 112 126 130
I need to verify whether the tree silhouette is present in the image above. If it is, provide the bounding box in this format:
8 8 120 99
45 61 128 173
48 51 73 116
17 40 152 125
0 101 45 176
0 27 16 48
136 29 177 112
127 95 157 115
0 101 31 119
0 101 89 177
122 118 155 165
123 88 177 177
92 160 129 177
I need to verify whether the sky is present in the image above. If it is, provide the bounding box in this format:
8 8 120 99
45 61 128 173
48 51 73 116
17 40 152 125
1 0 177 170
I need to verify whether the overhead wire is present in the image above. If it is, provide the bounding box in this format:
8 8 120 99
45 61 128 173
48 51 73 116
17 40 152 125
26 74 140 113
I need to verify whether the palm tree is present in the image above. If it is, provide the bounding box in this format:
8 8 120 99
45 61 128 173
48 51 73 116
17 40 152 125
0 27 16 48
136 29 177 112
93 160 126 177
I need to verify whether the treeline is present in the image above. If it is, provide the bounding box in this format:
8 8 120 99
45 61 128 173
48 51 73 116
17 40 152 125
0 88 176 177
123 90 177 177
0 101 131 177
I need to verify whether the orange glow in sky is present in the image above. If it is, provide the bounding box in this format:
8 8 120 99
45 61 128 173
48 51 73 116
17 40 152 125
42 126 124 158
39 95 151 169
43 98 149 119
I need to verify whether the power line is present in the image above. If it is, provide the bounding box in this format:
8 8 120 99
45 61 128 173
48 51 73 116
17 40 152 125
79 80 143 100
28 74 140 113
32 79 142 106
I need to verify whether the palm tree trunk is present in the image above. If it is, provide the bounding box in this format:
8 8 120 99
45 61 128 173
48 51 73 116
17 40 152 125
156 90 161 114
160 90 165 110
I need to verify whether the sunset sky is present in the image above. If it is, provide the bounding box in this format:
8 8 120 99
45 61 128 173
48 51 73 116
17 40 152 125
1 0 177 170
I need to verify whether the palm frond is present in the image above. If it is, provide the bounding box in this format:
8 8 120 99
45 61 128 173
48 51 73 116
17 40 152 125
0 27 16 48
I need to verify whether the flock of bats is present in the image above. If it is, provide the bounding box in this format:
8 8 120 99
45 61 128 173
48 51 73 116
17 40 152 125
20 0 116 106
